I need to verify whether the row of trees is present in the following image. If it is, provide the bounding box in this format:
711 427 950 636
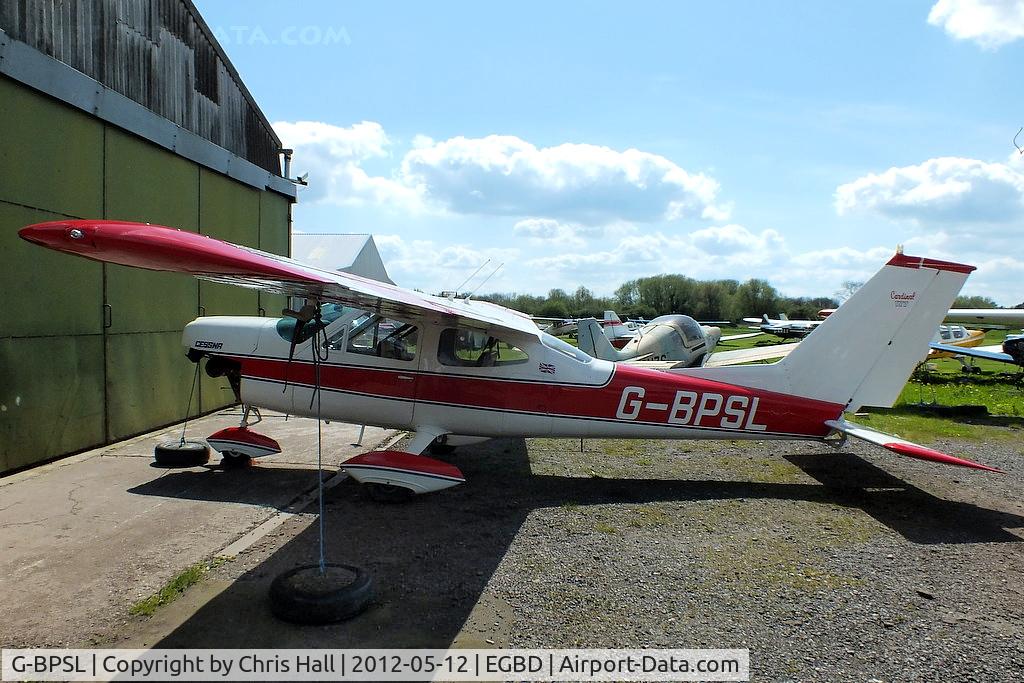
480 275 837 322
479 276 1004 323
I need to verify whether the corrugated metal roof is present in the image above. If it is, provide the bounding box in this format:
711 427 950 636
0 0 282 175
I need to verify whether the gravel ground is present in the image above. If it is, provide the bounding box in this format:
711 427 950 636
135 428 1023 682
478 434 1024 682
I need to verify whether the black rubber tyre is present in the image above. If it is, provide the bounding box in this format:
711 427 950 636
220 451 253 468
269 563 374 624
428 437 456 455
365 483 416 503
154 440 210 467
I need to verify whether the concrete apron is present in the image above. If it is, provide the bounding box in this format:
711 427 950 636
0 408 394 647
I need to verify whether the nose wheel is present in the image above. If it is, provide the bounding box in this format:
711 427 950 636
219 450 253 468
364 483 416 503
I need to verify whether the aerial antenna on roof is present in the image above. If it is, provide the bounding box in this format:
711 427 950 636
466 263 504 300
1015 127 1024 155
453 258 491 296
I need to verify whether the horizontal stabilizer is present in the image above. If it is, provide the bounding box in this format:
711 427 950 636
826 419 1001 473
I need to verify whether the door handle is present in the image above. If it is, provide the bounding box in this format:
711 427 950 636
397 375 414 381
102 303 112 329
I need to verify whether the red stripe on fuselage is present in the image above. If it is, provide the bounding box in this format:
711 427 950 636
234 356 843 437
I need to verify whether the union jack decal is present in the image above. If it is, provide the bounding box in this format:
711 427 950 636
539 362 556 374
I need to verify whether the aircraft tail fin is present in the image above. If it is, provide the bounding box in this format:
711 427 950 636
578 318 627 361
686 251 974 412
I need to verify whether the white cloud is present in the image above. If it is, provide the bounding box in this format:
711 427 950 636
273 120 423 210
927 0 1024 49
276 123 725 226
835 157 1024 226
512 218 586 247
689 224 785 257
525 225 788 280
400 135 725 225
374 234 521 293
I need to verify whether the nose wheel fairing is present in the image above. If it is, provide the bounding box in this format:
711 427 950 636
206 426 282 459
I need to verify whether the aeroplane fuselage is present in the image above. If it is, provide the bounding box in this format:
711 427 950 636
185 314 841 445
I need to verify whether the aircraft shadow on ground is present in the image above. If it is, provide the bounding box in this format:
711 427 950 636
128 464 322 510
784 451 1024 545
145 438 1022 648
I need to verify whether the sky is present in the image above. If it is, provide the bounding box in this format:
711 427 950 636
195 0 1024 305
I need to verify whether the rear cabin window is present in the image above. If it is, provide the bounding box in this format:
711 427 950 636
438 328 529 367
333 314 419 361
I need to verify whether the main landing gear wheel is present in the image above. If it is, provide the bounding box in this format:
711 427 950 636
153 440 210 467
365 483 416 503
269 563 374 624
428 436 456 455
219 450 253 468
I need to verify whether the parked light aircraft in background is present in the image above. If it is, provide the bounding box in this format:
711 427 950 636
577 316 766 367
744 314 822 339
597 311 639 348
930 334 1024 371
19 220 1002 500
926 325 985 360
534 312 638 341
819 307 1024 327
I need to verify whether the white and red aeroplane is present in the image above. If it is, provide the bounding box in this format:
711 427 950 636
19 220 1002 500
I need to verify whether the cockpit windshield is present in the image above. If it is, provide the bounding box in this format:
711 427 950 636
676 315 704 343
275 303 348 343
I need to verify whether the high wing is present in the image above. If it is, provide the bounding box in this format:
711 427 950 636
19 220 541 337
705 342 800 367
929 342 1017 365
624 342 799 370
720 331 763 342
943 309 1024 327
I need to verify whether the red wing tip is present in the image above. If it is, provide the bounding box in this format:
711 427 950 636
887 252 976 274
884 442 1002 473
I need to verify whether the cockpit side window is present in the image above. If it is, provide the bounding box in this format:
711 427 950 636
330 312 419 361
438 328 529 367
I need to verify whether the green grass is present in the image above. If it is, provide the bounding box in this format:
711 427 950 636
129 556 230 617
854 410 1023 446
851 329 1024 444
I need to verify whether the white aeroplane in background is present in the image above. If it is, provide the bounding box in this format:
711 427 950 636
819 307 1024 327
578 316 769 368
535 311 638 340
19 220 1002 500
744 314 822 339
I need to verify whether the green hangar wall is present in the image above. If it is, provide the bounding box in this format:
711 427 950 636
0 1 296 474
